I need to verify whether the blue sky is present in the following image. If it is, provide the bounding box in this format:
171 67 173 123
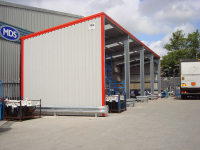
3 0 200 57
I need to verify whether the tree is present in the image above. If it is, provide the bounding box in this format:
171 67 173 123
161 29 200 77
164 30 186 51
161 49 189 77
186 29 200 59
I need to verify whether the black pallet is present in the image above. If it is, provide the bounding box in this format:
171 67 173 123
106 101 126 113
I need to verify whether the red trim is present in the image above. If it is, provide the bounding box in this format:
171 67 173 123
20 12 160 58
103 13 160 58
101 15 106 117
101 15 105 108
21 39 24 99
20 12 104 40
20 12 103 102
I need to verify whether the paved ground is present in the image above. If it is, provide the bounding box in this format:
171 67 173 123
0 97 200 150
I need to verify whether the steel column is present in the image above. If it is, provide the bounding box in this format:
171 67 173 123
0 80 1 97
150 55 154 95
124 35 130 99
140 48 145 96
155 59 161 94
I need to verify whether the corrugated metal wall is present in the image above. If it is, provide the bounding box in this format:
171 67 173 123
0 2 82 99
130 83 158 90
0 39 20 98
129 63 158 90
23 17 102 107
0 4 82 32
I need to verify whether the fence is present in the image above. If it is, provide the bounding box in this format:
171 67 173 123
161 77 180 93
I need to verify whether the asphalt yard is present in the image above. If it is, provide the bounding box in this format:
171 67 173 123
1 96 200 150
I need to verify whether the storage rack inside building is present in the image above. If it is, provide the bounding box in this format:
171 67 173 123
105 55 113 92
105 55 126 112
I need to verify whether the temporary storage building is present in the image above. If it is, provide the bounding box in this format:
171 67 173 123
21 12 160 116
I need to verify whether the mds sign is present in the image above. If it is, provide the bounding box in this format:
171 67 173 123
0 25 20 41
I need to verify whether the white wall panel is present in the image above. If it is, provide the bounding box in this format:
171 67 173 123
24 17 102 107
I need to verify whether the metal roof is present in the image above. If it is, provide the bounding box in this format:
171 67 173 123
0 0 83 18
103 13 160 67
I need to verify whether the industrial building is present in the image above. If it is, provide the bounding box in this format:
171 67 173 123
0 0 83 98
0 1 161 116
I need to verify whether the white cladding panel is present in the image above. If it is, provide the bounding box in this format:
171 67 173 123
24 17 102 107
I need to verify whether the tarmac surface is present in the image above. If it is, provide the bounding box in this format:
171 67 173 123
0 96 200 150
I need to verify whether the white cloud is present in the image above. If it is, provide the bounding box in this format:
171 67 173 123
99 0 161 35
161 25 173 34
149 23 197 58
86 0 126 15
149 41 167 57
4 0 200 36
3 0 200 58
174 23 197 36
154 2 198 25
136 0 200 35
30 0 92 16
141 40 148 45
138 0 180 16
127 14 161 35
187 0 200 10
104 0 200 36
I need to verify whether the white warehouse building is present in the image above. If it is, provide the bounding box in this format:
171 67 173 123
21 12 161 116
0 1 161 116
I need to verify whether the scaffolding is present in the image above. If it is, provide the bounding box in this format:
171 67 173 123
105 55 125 95
105 55 126 112
105 55 113 87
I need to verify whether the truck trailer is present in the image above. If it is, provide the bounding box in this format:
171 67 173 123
180 59 200 99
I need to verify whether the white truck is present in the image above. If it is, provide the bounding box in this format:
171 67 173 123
180 59 200 99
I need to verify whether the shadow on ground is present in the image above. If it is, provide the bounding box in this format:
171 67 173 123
173 97 200 100
0 121 14 134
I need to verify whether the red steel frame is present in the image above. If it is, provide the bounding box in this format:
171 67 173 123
101 15 105 107
20 12 160 108
21 39 24 99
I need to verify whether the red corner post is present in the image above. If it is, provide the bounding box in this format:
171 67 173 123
101 14 106 116
21 39 24 100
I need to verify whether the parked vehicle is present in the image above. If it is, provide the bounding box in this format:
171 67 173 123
180 59 200 99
